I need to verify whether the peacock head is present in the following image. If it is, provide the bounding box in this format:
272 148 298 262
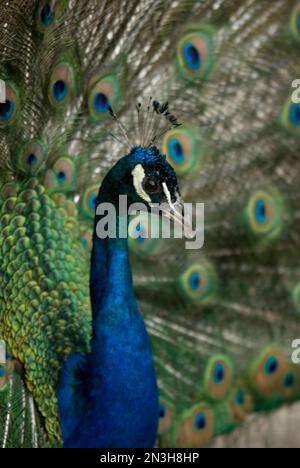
129 145 180 204
99 145 185 229
97 100 193 233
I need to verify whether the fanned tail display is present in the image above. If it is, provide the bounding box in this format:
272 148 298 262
0 0 300 448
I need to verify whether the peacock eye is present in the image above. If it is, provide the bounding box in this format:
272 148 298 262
143 177 160 194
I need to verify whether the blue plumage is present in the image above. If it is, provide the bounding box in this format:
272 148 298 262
254 199 267 225
213 363 225 385
264 356 278 376
189 272 201 291
52 80 68 102
57 171 67 183
284 373 294 388
289 103 300 126
57 146 181 447
168 137 185 164
0 101 14 121
194 412 207 430
41 4 54 26
94 93 110 113
235 389 245 406
27 153 38 166
159 403 166 418
183 42 202 71
88 194 97 209
1 0 300 450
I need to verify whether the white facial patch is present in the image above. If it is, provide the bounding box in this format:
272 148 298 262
132 164 151 203
162 182 174 209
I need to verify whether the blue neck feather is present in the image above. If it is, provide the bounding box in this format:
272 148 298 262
59 173 159 448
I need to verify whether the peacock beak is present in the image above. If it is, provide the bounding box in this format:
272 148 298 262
157 196 196 240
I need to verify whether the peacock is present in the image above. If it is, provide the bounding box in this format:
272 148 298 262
0 0 300 449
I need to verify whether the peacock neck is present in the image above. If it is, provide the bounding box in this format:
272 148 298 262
90 218 137 324
81 175 158 449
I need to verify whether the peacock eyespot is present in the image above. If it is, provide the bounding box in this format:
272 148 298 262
0 83 19 127
36 0 65 33
57 171 67 183
159 403 166 419
284 372 294 388
290 4 300 40
52 80 68 102
168 137 185 164
246 190 285 239
289 103 300 127
264 356 278 376
128 213 160 254
235 389 245 406
79 228 92 250
292 283 300 315
230 384 253 422
183 42 202 71
163 127 200 174
40 3 55 26
88 76 121 121
158 400 174 435
0 100 15 121
81 185 99 219
213 362 225 384
48 63 75 108
189 271 201 291
89 193 97 209
93 93 110 113
194 412 207 431
204 355 233 400
253 347 287 397
180 263 216 303
27 153 38 166
177 405 214 448
254 198 267 225
0 364 6 390
281 98 300 134
17 140 46 175
52 157 76 191
177 30 214 80
135 223 146 244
